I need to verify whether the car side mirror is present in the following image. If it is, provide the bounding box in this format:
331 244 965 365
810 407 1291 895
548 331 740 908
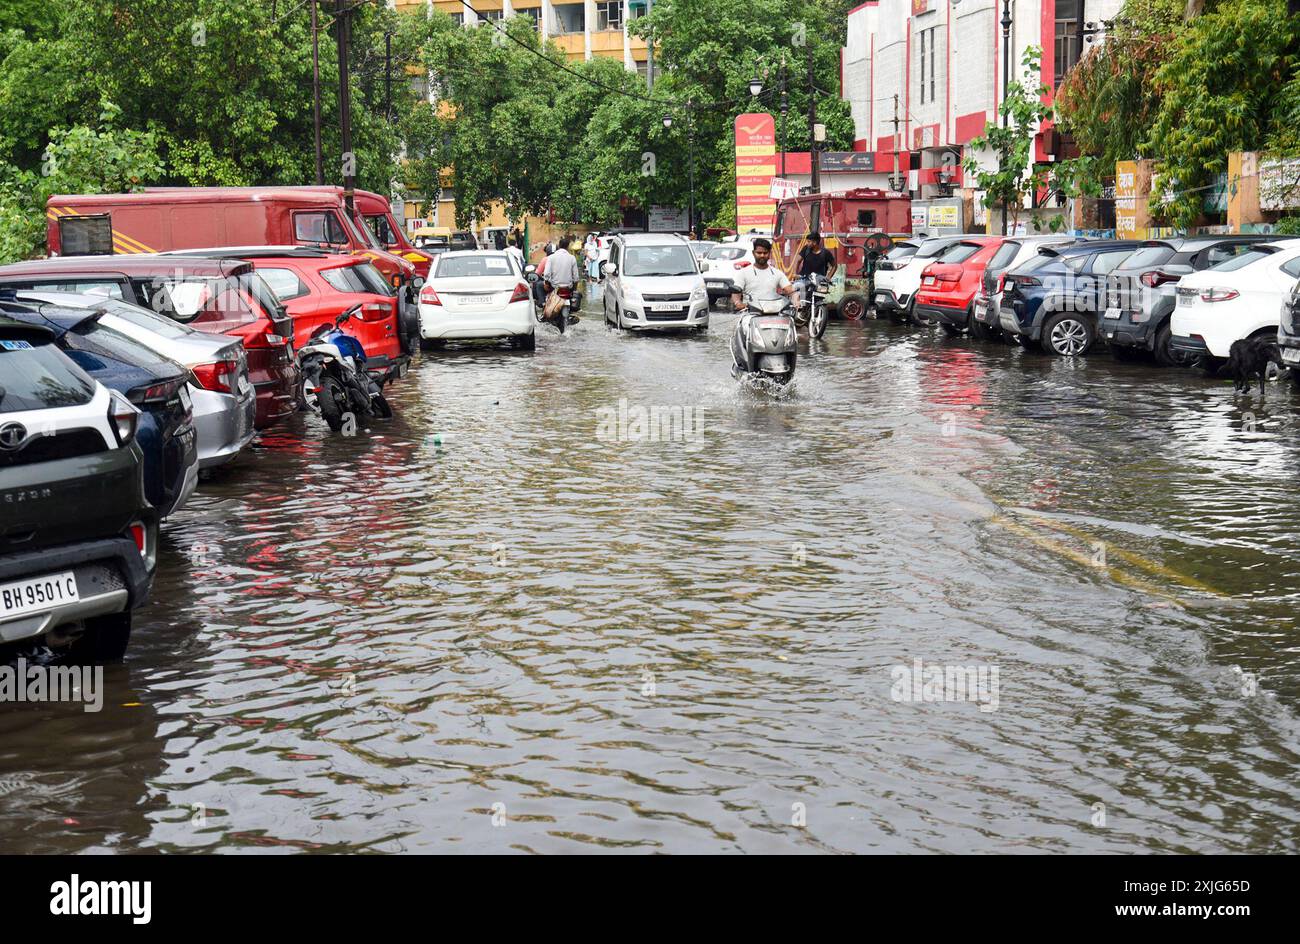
605 263 618 277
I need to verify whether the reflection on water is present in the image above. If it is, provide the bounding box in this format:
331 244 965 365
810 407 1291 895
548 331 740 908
2 314 1299 853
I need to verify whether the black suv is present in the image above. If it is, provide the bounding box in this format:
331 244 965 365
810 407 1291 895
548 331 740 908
0 317 157 661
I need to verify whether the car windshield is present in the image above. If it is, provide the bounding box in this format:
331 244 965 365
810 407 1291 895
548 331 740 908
434 255 516 279
885 244 918 261
94 298 196 340
938 242 981 264
1210 247 1275 272
707 246 746 260
0 341 95 411
65 318 185 379
624 245 698 276
1118 245 1177 271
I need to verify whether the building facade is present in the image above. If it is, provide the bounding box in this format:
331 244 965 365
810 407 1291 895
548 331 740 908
841 0 1122 228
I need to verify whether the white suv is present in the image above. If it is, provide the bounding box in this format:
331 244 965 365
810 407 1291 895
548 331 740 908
602 233 709 332
873 234 971 322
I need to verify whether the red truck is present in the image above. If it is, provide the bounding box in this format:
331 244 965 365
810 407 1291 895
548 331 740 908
45 187 422 351
770 188 912 317
297 187 434 281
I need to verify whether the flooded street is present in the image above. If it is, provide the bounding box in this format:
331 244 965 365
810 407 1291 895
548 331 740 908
3 303 1299 854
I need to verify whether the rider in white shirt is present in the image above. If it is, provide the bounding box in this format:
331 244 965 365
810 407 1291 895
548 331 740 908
730 238 796 311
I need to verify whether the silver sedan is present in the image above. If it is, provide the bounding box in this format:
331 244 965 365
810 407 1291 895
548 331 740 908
15 291 257 468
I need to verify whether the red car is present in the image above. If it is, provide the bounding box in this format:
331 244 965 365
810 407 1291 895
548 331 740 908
165 248 404 361
0 255 296 429
912 237 1004 335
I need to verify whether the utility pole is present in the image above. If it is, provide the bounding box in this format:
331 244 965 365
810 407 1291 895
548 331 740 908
1001 0 1013 235
336 0 355 215
891 94 902 192
384 31 392 123
687 100 696 236
806 39 820 197
779 61 788 179
312 0 323 185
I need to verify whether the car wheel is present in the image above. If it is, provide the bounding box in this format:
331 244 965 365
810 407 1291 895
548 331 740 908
1040 311 1094 356
515 331 536 351
1153 322 1192 367
839 293 868 321
318 375 348 432
419 338 446 353
908 301 932 327
969 318 1000 342
66 612 131 663
1110 344 1144 363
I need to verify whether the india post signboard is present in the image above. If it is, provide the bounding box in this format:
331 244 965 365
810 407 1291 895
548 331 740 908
735 113 777 232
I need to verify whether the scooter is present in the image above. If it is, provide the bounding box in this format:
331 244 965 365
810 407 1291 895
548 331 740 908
730 293 798 386
793 273 829 340
298 304 406 432
525 266 581 334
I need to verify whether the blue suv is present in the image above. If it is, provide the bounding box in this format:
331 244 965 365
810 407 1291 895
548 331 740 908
998 241 1142 356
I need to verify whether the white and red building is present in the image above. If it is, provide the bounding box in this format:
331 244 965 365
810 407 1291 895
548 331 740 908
841 0 1122 228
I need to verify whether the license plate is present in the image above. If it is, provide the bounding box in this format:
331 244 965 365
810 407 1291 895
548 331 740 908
706 280 726 288
1104 307 1122 320
461 294 495 304
0 571 79 620
974 300 987 320
178 385 193 410
875 293 889 303
1178 294 1193 306
238 374 252 396
923 276 936 285
1283 348 1300 365
649 303 680 312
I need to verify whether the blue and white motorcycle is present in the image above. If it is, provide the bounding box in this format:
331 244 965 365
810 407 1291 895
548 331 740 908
298 304 404 432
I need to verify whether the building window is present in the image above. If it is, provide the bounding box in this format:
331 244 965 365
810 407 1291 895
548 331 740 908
1054 0 1082 85
628 1 647 20
519 8 540 29
919 27 936 104
479 10 503 23
449 12 463 26
597 2 624 31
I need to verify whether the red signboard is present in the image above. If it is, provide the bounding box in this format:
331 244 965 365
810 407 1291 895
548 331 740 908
734 112 777 232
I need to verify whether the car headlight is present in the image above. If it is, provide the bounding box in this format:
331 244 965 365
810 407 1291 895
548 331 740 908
691 283 707 303
623 285 642 303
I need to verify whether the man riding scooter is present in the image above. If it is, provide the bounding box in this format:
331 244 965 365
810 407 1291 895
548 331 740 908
541 238 581 333
730 238 797 313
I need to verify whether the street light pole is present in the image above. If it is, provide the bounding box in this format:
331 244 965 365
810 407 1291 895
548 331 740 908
687 100 696 236
1001 0 1012 235
806 39 820 197
336 0 355 215
311 0 323 185
779 60 788 179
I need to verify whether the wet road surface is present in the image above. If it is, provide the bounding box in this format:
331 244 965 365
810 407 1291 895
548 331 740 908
3 301 1299 853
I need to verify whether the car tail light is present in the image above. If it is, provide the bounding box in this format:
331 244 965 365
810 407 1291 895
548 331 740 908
360 303 390 322
128 377 184 406
191 359 238 393
241 329 286 349
510 283 530 303
1141 269 1180 288
107 390 139 445
934 269 961 282
1013 275 1041 286
129 522 146 553
996 273 1006 293
126 519 156 570
1200 286 1239 303
390 273 403 288
734 260 752 269
420 284 442 306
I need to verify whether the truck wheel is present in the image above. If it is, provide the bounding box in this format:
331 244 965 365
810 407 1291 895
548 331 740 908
67 613 131 663
839 293 868 321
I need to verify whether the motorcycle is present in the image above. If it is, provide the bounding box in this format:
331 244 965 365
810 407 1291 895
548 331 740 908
524 266 582 334
298 304 407 432
793 273 830 340
730 294 799 386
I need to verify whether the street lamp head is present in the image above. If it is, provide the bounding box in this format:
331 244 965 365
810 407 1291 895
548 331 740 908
749 75 763 97
662 114 673 129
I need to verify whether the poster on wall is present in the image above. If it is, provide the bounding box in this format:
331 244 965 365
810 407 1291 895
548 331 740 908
928 204 959 228
735 113 777 232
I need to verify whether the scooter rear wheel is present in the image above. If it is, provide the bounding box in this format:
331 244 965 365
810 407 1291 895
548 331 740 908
318 375 348 432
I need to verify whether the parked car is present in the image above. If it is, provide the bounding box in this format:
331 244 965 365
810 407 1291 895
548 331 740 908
912 237 1002 335
700 238 760 305
1277 279 1300 379
13 291 256 470
162 247 404 362
873 234 972 323
418 250 535 350
0 255 297 430
1 296 198 520
971 235 1082 342
0 316 157 661
602 233 709 332
1170 241 1300 368
1101 236 1287 366
999 241 1141 355
689 240 717 261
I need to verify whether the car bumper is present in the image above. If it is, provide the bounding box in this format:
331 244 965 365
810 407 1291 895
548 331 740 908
704 277 735 298
998 303 1027 336
1169 333 1212 357
873 289 908 312
914 300 968 327
248 351 298 430
1170 305 1247 359
973 294 1000 325
0 533 154 644
620 300 710 330
192 385 257 469
420 301 534 339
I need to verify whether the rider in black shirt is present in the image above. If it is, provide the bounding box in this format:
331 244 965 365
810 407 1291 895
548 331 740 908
794 233 836 308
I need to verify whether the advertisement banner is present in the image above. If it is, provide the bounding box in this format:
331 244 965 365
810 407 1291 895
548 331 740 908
735 113 777 232
928 204 959 228
649 205 688 232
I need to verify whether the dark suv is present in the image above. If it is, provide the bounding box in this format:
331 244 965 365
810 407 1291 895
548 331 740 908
1101 236 1283 366
2 298 198 518
998 241 1141 355
0 317 157 661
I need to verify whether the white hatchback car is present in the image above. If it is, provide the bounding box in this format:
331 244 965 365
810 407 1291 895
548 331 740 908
602 233 709 331
418 250 535 351
1170 241 1300 361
